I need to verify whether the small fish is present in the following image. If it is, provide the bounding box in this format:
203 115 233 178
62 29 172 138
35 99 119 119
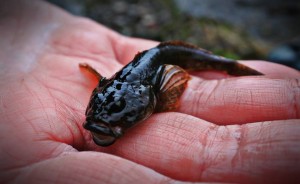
80 41 262 146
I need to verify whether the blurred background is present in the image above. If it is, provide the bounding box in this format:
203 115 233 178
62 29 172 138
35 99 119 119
47 0 300 70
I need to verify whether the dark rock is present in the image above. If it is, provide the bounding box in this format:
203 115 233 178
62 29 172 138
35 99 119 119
268 40 300 70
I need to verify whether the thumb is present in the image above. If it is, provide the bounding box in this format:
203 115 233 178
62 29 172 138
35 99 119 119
2 152 198 184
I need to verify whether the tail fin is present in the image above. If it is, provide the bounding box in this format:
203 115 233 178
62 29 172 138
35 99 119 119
157 41 263 76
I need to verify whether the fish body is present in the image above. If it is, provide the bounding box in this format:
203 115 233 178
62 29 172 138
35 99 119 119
80 41 262 146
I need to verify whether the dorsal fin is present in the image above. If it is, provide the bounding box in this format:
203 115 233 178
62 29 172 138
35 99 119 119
132 50 147 61
157 40 212 54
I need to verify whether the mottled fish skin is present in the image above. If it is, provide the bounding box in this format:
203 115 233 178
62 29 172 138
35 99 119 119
81 41 263 146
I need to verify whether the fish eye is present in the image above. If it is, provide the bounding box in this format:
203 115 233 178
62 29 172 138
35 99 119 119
99 77 108 87
110 97 126 113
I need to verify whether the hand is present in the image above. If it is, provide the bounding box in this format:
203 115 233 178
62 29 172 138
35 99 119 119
0 1 299 183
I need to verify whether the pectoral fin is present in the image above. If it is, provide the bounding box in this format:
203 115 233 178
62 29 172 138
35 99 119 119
155 65 190 112
79 63 103 81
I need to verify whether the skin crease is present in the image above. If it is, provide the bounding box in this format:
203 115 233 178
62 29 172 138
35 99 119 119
0 0 300 184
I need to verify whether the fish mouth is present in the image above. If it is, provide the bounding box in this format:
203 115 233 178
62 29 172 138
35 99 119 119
83 121 123 147
91 132 116 147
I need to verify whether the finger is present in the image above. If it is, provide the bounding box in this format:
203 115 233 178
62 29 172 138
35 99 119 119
4 152 199 184
86 113 300 183
178 77 300 124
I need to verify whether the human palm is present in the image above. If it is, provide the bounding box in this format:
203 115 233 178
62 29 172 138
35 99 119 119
1 1 299 183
